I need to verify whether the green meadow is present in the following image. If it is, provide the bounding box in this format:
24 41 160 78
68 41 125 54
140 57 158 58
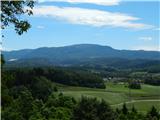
56 82 160 113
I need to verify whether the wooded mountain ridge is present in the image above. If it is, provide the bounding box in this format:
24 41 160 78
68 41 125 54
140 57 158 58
3 44 160 69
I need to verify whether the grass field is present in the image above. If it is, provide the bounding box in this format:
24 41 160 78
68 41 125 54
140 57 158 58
112 100 160 113
55 82 160 113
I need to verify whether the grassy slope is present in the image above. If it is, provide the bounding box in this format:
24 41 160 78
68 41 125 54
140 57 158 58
54 82 160 113
112 101 160 114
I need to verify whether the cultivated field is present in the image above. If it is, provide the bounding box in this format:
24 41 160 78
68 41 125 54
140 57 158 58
56 82 160 113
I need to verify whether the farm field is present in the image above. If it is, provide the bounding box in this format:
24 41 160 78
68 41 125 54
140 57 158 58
112 100 160 113
57 82 160 113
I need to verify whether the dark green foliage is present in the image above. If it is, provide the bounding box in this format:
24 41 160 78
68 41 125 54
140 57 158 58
41 94 75 120
73 97 115 120
2 82 75 120
129 80 141 89
1 1 34 35
2 107 24 120
1 86 13 107
41 106 72 120
122 103 128 114
17 88 34 119
145 75 160 86
1 71 15 107
46 68 106 88
147 106 160 120
116 104 145 120
5 67 105 89
45 93 76 109
53 86 58 92
2 87 33 120
1 54 5 67
2 69 53 101
30 76 53 101
131 105 137 114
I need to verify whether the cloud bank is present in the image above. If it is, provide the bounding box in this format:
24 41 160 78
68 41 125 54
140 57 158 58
139 37 153 41
37 25 45 29
133 45 160 51
32 6 153 29
154 28 160 31
38 0 120 6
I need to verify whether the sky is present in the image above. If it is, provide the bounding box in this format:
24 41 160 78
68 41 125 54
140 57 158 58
2 0 160 51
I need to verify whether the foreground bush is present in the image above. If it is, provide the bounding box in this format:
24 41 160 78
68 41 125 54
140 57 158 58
73 97 115 120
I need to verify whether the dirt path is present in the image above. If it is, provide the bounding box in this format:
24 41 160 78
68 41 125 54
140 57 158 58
111 99 160 106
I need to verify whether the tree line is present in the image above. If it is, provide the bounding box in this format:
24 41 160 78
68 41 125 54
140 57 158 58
3 67 106 89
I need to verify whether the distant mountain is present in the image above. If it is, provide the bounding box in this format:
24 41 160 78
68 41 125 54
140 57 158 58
3 44 160 68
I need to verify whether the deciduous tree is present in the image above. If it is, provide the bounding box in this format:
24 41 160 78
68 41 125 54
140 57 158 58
1 0 34 35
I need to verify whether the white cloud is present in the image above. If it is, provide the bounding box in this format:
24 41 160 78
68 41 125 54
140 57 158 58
0 45 2 51
37 25 45 29
8 59 18 62
139 37 153 41
132 45 160 51
38 0 120 6
32 6 153 29
154 28 160 31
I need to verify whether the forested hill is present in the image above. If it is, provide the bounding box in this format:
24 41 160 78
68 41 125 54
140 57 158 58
3 44 160 60
3 44 160 69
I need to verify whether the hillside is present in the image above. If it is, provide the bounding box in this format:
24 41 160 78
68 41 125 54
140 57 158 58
3 44 160 69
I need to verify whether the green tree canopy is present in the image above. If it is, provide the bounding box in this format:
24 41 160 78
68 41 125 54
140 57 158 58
1 0 34 35
73 97 115 120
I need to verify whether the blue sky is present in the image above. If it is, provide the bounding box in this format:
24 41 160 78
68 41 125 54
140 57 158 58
2 0 160 51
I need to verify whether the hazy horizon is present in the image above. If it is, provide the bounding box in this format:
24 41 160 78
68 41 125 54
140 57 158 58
3 43 160 52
